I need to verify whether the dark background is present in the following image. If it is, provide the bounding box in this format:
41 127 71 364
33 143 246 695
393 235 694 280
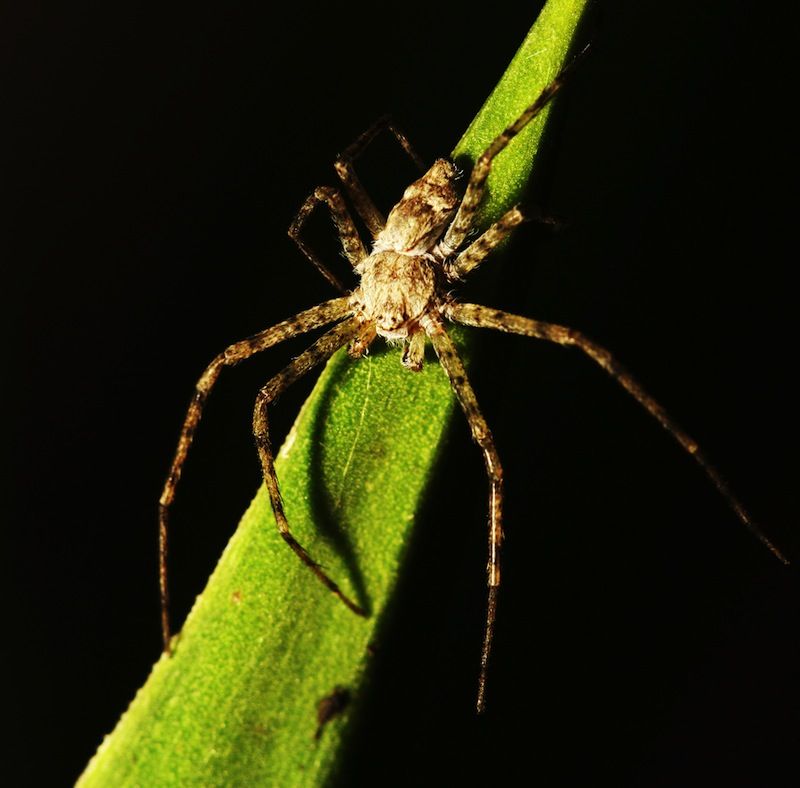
5 1 798 785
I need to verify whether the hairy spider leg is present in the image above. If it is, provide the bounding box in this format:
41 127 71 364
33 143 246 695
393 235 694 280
447 302 789 566
426 320 504 713
402 331 426 371
446 205 527 278
288 186 367 293
442 45 590 256
158 296 353 650
335 114 427 237
253 317 367 616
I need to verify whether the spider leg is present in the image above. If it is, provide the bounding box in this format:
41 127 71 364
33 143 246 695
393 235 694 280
401 331 426 371
254 316 367 616
348 321 377 359
445 205 526 279
288 186 368 292
426 319 503 713
448 302 790 566
158 296 353 650
442 46 589 253
335 114 426 238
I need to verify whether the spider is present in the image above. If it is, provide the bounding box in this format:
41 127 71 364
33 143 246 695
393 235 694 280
157 51 787 713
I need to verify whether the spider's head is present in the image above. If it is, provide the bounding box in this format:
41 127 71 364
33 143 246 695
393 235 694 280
374 158 459 255
355 250 438 341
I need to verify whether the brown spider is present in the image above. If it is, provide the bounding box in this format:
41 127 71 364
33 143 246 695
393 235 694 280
158 54 787 713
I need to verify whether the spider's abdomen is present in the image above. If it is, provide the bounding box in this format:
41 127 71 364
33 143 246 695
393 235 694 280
374 158 459 255
354 251 439 339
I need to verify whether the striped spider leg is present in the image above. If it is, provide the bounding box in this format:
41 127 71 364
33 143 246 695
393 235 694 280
158 297 365 649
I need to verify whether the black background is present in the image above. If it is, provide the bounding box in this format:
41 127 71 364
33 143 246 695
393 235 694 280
5 1 798 785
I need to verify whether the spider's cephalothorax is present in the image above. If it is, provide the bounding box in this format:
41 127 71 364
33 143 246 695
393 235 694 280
158 49 787 715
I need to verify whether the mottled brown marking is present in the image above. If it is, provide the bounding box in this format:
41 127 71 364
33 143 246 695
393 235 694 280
375 159 459 254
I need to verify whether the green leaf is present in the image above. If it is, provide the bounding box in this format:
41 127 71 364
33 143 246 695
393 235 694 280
77 1 589 784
